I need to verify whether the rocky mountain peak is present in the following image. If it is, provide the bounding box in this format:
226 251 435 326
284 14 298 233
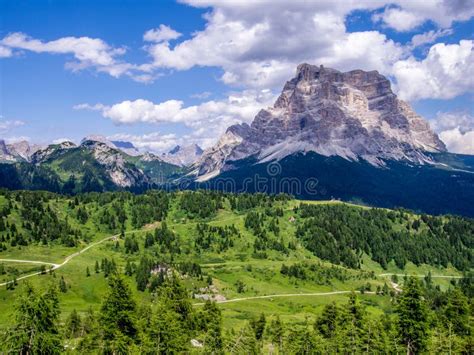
30 141 77 164
161 144 204 167
111 140 141 156
194 64 447 180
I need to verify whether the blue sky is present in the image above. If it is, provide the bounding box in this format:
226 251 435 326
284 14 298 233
1 0 473 153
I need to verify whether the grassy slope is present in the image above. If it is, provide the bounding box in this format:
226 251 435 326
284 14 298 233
0 197 465 330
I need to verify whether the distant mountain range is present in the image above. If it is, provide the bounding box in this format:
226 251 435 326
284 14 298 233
1 64 473 216
0 136 199 193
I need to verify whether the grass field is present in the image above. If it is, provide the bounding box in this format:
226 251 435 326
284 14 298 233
0 196 465 332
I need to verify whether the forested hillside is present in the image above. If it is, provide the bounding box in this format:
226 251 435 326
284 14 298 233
0 189 472 353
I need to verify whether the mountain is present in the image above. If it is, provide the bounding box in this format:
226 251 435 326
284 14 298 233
6 140 42 161
111 140 141 156
161 144 203 166
191 63 474 216
194 64 446 180
0 137 182 193
31 141 77 164
0 139 43 162
0 140 16 162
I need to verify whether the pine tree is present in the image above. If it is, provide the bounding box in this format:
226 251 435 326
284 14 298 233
100 274 138 352
66 309 82 338
250 313 266 340
95 260 100 273
2 283 62 354
443 288 470 336
396 277 429 354
125 260 134 276
59 276 67 293
86 266 90 277
285 325 325 354
146 303 189 353
135 256 151 291
315 301 340 338
202 301 223 352
227 324 258 354
267 316 284 352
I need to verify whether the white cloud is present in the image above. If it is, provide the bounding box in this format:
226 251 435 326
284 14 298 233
138 0 473 91
75 89 276 145
190 91 212 99
373 7 424 32
2 1 472 96
73 103 107 111
430 111 474 133
0 32 137 78
0 45 12 58
0 119 25 133
144 2 406 89
393 40 474 101
439 128 474 154
410 28 453 48
429 111 474 154
373 1 474 31
144 25 182 43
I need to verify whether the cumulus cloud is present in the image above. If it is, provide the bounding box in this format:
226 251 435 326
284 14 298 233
430 111 474 133
2 1 473 96
429 111 474 154
439 128 474 154
75 89 276 145
373 1 474 31
393 40 474 101
143 25 182 43
137 0 474 92
143 2 407 89
0 32 139 78
373 7 425 32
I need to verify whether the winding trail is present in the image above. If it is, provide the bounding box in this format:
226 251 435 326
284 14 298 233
194 291 376 306
378 273 462 279
0 234 118 287
0 213 245 288
0 259 59 267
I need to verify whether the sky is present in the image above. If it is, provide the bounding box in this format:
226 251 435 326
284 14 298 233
1 0 473 154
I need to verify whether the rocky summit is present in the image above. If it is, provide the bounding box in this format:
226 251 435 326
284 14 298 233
194 64 446 181
161 144 204 167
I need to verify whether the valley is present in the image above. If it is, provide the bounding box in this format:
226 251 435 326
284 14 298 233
0 189 471 353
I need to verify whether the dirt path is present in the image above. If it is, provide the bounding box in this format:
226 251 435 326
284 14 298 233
194 290 376 306
0 234 118 287
378 273 462 279
0 259 59 267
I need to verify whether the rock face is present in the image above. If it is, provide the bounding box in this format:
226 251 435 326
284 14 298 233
80 139 149 188
7 140 42 161
0 140 16 162
194 64 446 180
111 140 141 156
31 141 77 164
0 140 43 162
161 144 204 167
